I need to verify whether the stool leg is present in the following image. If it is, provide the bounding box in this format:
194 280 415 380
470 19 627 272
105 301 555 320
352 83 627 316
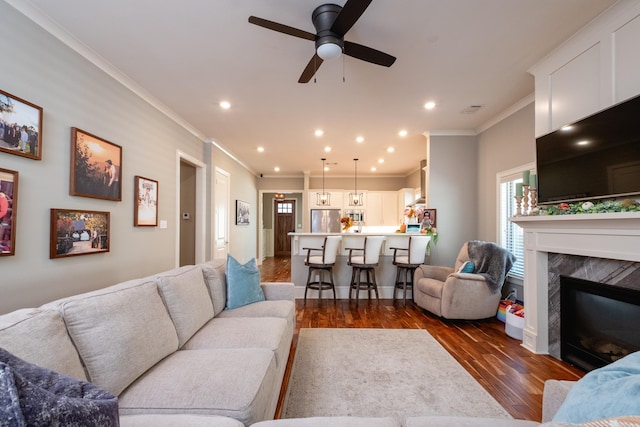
329 266 336 302
372 268 379 302
355 267 361 303
305 267 313 302
318 269 323 301
393 266 401 302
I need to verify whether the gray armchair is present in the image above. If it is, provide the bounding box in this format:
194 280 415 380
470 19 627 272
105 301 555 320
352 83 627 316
413 241 516 320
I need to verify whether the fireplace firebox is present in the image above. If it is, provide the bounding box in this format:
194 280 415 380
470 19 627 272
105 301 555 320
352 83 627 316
560 275 640 372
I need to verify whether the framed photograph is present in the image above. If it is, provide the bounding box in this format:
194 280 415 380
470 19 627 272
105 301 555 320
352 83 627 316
50 209 110 259
236 200 250 225
0 89 43 160
70 128 122 201
422 208 437 229
0 168 18 256
134 176 158 226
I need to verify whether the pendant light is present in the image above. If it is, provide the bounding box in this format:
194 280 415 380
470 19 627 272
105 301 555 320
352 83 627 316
316 158 331 206
349 158 363 206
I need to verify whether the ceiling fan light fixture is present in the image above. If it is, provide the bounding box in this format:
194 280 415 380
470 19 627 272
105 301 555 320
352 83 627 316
316 42 342 60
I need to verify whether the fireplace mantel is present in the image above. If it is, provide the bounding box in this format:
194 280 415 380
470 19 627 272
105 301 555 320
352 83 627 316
510 212 640 354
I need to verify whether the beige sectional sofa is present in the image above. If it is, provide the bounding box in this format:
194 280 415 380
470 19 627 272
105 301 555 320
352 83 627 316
0 260 295 427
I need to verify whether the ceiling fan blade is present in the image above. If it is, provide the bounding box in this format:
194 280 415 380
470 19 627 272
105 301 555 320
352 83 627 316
298 53 324 83
330 0 373 36
248 16 315 41
344 41 396 67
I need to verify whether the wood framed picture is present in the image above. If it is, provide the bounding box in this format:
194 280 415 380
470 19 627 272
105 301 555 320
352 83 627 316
422 208 436 229
50 209 110 259
70 127 122 201
134 175 158 226
0 89 43 160
0 168 18 256
236 200 250 225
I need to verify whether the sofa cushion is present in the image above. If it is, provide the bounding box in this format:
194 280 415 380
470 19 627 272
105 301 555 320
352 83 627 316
226 255 264 310
120 414 245 427
0 308 87 381
201 260 228 315
182 317 290 367
61 280 179 396
251 417 402 427
157 265 214 347
118 348 277 426
553 351 640 423
0 348 119 427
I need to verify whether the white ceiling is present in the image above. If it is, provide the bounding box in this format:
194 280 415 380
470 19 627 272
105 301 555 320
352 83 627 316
11 0 616 177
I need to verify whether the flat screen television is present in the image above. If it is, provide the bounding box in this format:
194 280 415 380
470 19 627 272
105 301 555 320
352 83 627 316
535 94 640 205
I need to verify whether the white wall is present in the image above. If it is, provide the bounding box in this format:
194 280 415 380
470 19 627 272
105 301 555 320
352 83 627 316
0 2 257 313
427 134 478 266
476 103 535 242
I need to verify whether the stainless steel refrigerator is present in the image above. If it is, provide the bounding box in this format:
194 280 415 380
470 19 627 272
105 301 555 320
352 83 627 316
310 209 342 233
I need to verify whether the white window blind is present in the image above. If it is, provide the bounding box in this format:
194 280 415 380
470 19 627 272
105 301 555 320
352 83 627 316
499 173 525 279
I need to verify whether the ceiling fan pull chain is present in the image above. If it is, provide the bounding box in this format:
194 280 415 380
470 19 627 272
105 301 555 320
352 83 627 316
342 54 346 82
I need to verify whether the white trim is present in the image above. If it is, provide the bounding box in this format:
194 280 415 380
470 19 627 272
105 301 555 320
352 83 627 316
176 150 206 267
213 166 231 261
476 94 535 134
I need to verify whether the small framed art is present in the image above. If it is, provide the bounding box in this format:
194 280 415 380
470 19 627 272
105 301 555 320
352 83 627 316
50 209 110 258
0 89 43 160
236 200 250 225
0 168 18 256
422 208 436 229
70 128 122 201
134 176 158 226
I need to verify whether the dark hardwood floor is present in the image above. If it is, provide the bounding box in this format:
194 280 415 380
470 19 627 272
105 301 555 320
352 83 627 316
259 256 584 422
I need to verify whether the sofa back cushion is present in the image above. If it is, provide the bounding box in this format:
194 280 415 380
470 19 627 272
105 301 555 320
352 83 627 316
0 309 87 381
156 265 214 347
60 280 179 396
201 260 227 315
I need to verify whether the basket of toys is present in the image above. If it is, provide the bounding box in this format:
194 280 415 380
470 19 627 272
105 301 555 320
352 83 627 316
505 304 525 340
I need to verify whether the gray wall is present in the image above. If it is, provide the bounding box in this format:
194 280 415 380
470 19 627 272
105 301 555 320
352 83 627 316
428 135 478 266
1 2 257 313
476 103 535 241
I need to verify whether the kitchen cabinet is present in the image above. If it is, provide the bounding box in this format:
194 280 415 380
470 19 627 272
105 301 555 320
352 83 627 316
366 191 399 226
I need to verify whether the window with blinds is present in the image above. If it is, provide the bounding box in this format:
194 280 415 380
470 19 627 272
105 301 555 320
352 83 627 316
498 172 525 279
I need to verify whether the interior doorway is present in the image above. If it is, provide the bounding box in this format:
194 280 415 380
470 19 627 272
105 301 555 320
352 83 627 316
274 199 296 256
179 161 196 266
213 167 230 260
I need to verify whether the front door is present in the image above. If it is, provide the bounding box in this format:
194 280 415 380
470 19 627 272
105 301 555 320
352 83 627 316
274 199 295 256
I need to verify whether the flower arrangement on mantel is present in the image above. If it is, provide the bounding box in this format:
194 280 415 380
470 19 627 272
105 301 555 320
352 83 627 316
403 206 423 222
540 198 640 216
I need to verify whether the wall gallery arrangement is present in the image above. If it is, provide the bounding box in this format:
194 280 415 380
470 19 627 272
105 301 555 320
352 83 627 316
0 88 162 258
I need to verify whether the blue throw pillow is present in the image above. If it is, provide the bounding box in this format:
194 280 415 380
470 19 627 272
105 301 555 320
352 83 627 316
458 261 475 274
225 255 265 310
553 351 640 423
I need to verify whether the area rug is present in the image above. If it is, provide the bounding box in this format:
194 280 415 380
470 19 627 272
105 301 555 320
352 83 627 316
281 328 511 421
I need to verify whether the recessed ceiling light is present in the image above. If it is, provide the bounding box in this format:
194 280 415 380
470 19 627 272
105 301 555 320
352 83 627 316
424 101 436 110
219 101 231 110
324 166 329 171
274 166 280 172
356 136 364 143
324 146 331 152
370 167 377 172
378 158 384 164
577 140 590 146
399 129 408 137
257 146 264 152
387 147 395 153
315 129 324 137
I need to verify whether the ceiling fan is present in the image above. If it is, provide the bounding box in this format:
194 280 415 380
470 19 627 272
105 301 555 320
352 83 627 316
248 0 396 83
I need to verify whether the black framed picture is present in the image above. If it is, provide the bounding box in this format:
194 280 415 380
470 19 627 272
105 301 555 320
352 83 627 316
236 200 250 225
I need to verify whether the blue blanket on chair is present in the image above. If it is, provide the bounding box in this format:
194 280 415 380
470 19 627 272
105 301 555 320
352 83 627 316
0 348 119 427
467 240 516 293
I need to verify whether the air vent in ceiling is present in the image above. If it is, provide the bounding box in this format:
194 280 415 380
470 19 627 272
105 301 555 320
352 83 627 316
460 104 485 114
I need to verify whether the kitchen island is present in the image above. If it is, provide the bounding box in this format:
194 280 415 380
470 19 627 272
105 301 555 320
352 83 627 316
289 228 431 300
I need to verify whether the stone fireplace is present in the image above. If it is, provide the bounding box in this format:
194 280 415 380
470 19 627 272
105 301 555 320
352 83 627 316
511 212 640 356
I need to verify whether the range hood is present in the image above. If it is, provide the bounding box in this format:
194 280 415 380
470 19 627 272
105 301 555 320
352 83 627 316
409 159 427 206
